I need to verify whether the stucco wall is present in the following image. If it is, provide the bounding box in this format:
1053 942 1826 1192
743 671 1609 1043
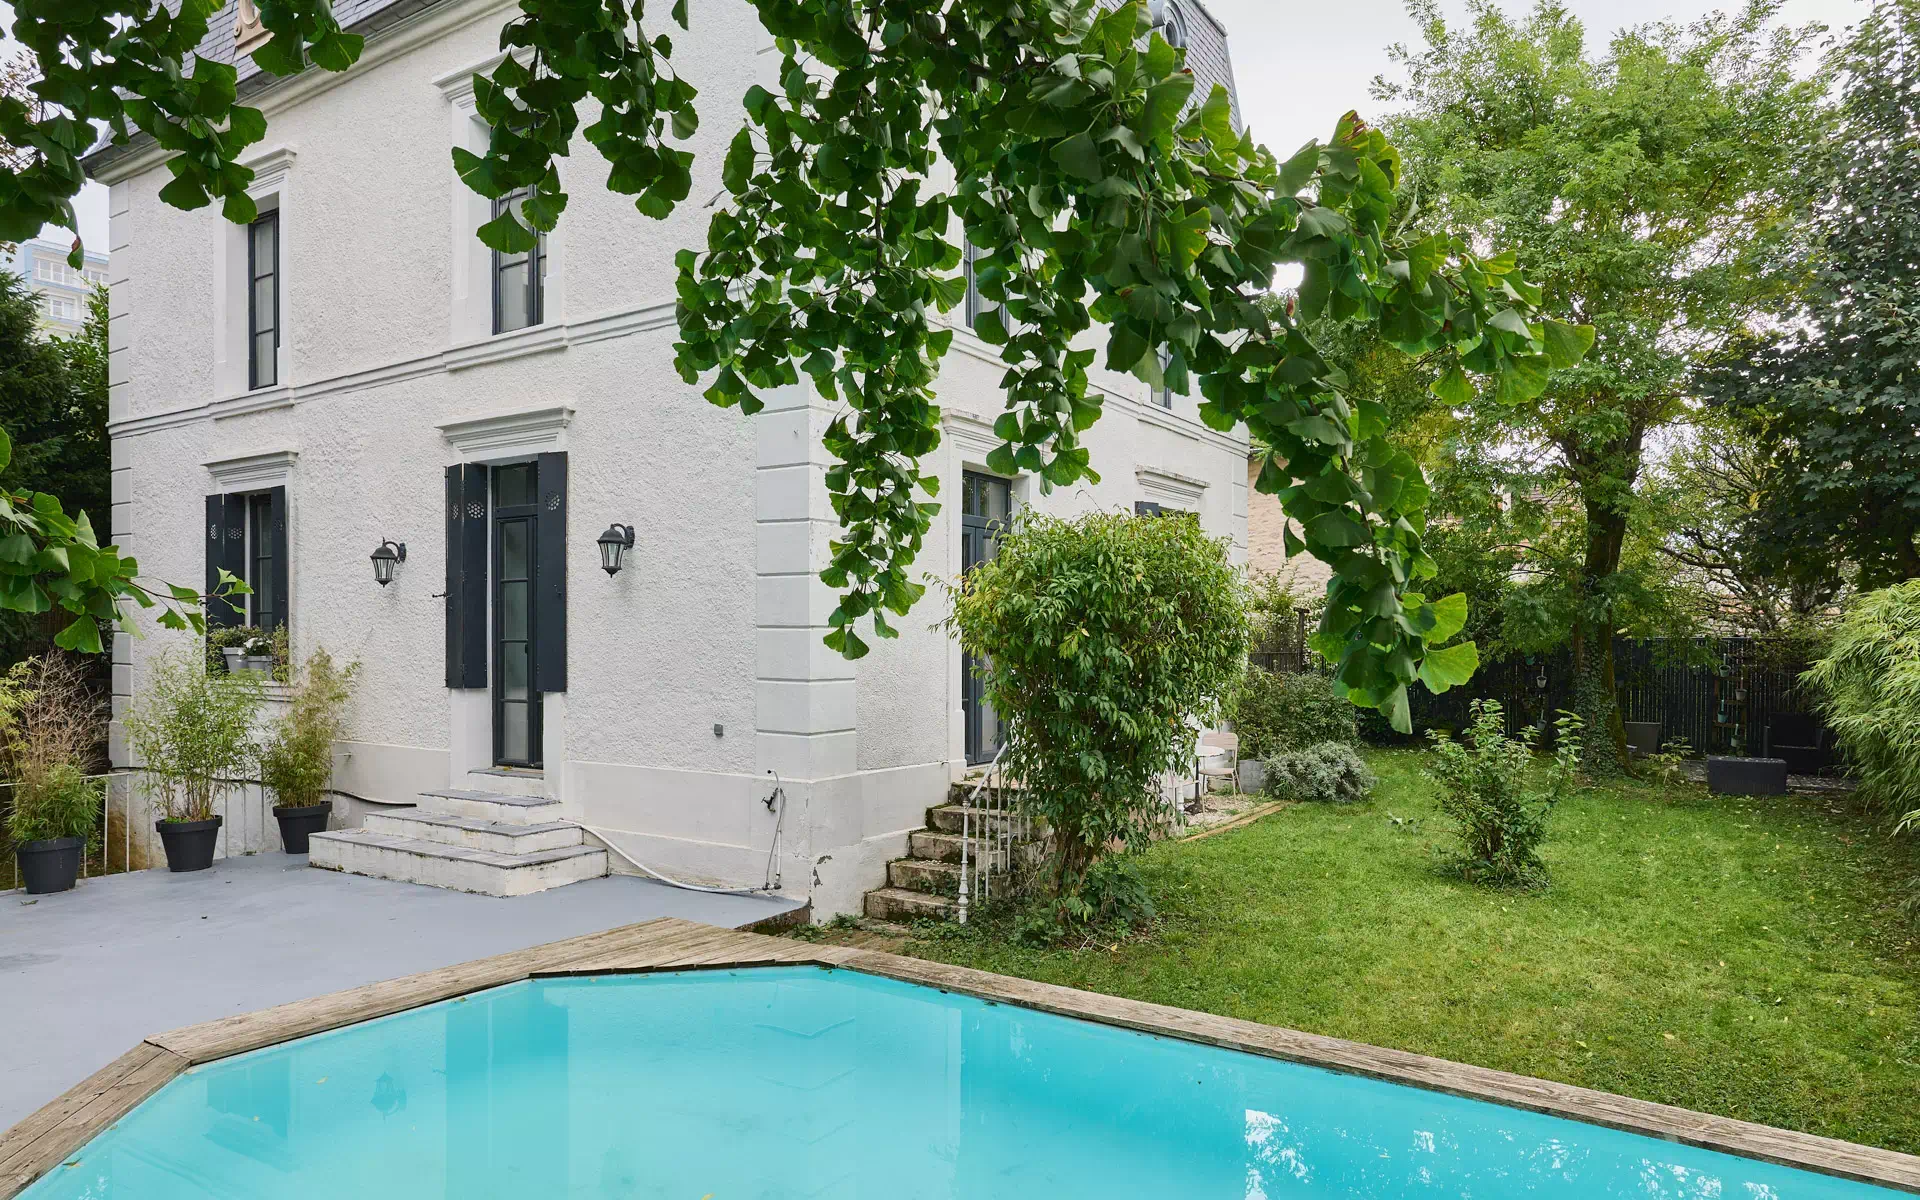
99 0 1251 915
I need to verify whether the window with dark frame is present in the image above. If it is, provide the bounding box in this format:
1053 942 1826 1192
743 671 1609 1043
1155 345 1175 409
247 211 279 390
492 188 546 335
963 240 1001 332
246 493 276 629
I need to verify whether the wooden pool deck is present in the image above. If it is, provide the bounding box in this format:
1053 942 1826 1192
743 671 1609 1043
4 917 1917 1197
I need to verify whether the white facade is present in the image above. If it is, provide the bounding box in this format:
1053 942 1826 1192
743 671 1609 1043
89 0 1250 915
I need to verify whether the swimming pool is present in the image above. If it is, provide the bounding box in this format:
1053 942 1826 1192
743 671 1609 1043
18 965 1906 1198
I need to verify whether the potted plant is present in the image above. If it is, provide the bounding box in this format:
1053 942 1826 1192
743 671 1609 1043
239 632 274 674
0 655 103 895
125 647 262 872
260 648 356 854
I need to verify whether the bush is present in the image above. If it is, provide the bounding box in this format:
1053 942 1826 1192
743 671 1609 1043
1804 582 1920 834
126 646 263 822
1232 668 1356 759
259 649 357 809
947 510 1247 916
1265 741 1375 804
0 654 103 847
1426 699 1582 888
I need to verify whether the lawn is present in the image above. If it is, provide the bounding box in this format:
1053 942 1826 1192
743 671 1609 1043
894 750 1920 1154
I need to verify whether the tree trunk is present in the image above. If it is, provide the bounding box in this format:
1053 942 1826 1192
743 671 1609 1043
1571 495 1632 775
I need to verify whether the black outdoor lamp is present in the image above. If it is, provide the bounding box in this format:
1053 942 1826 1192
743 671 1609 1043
370 539 406 587
598 523 635 576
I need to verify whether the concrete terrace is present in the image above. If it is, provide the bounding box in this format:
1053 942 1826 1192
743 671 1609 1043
0 854 802 1129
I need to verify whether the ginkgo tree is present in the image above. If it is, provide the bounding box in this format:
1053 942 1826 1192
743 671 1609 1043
6 0 1591 727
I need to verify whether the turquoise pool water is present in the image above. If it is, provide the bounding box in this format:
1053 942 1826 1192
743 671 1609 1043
22 966 1900 1199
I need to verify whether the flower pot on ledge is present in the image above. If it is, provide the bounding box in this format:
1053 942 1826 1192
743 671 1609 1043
156 816 222 872
273 800 331 854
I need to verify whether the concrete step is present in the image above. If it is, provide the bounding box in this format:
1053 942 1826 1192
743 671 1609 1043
465 767 548 799
947 780 1021 806
364 810 582 855
419 788 563 826
909 829 981 864
308 829 606 898
926 804 1030 836
888 857 967 894
863 885 955 922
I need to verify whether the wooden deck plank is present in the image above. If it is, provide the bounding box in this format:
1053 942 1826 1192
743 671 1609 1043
150 919 681 1064
7 917 1916 1198
0 1043 166 1173
0 1042 187 1197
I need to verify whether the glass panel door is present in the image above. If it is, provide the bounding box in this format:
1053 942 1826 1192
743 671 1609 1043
492 463 542 767
961 472 1010 765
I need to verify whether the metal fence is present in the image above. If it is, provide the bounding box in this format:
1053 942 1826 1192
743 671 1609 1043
1396 636 1821 756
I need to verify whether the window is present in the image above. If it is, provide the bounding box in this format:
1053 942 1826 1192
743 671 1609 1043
247 212 280 390
247 494 277 628
492 188 545 334
1155 345 1175 408
41 294 78 321
963 240 1000 332
204 488 288 636
1157 0 1189 49
33 260 105 289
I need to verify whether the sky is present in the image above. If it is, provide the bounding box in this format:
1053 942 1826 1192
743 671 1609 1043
39 0 1869 254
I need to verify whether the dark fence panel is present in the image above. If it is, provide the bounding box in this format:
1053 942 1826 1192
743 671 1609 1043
1284 635 1827 757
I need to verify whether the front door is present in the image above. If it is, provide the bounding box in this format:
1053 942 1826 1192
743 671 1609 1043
961 471 1010 765
491 462 542 767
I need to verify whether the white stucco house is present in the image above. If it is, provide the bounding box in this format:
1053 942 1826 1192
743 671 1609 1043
86 0 1252 916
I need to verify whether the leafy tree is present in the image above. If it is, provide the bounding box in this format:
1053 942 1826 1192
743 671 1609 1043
1379 0 1828 767
1712 0 1920 591
946 511 1245 910
1644 408 1844 634
4 0 1591 726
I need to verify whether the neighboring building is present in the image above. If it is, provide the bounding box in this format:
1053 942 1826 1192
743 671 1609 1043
4 238 108 335
84 0 1249 915
1246 455 1335 598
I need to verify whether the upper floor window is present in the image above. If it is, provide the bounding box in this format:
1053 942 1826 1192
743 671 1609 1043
32 259 104 288
1155 346 1175 409
248 212 280 390
1156 0 1189 49
493 188 546 334
963 240 1001 332
41 294 78 321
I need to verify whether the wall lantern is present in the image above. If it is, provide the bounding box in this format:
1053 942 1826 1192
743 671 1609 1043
370 539 407 587
598 523 636 576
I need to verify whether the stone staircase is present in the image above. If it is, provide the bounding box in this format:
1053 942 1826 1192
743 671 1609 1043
308 769 607 898
863 782 1029 922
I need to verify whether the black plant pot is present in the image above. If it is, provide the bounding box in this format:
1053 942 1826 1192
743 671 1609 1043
15 836 83 895
273 801 332 854
156 816 223 873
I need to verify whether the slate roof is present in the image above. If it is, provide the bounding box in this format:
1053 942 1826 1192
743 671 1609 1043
96 0 1242 167
190 0 1240 114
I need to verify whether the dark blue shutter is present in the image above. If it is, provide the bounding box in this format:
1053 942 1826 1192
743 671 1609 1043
265 486 289 636
205 494 246 627
445 464 489 689
534 451 567 694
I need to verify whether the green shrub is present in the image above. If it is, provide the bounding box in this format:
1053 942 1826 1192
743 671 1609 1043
0 654 102 847
946 510 1247 917
1265 741 1376 804
126 646 263 822
1804 582 1920 834
259 648 357 809
1427 699 1582 887
8 762 98 845
1232 668 1356 759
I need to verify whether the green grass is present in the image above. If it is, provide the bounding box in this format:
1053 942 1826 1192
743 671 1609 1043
904 750 1920 1153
